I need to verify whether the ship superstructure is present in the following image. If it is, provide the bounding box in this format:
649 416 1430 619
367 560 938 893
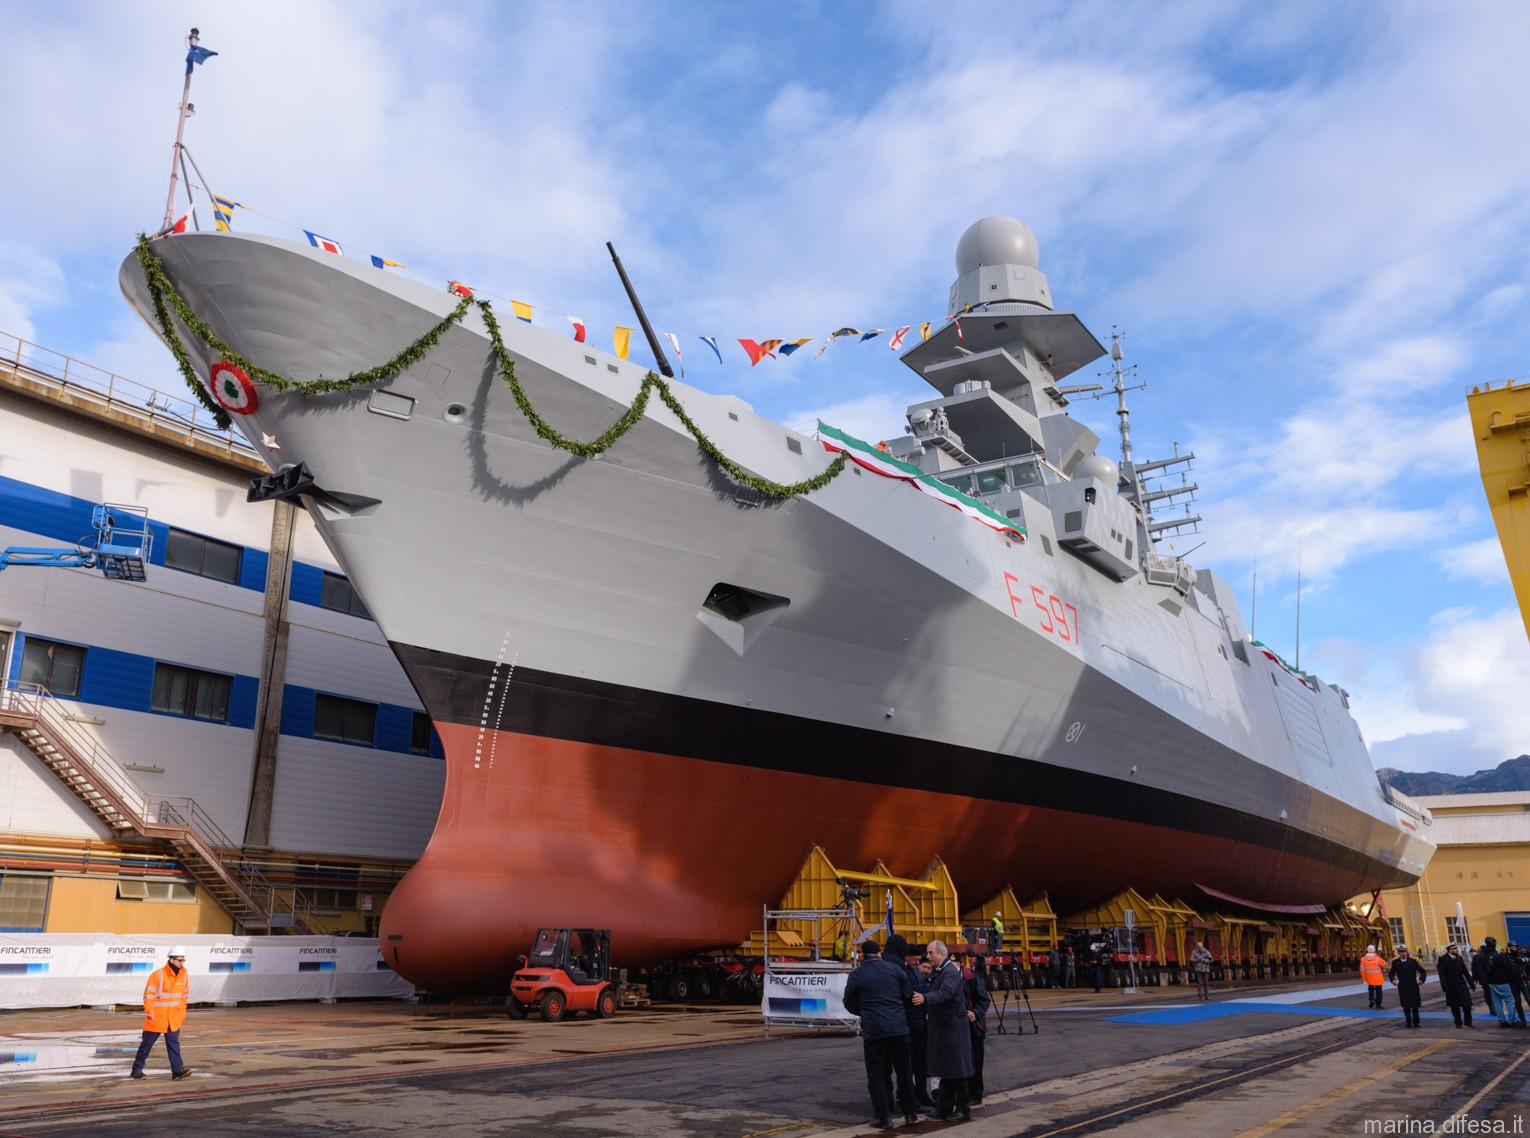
119 216 1433 992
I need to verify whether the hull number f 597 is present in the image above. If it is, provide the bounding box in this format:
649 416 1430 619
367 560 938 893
1003 572 1079 645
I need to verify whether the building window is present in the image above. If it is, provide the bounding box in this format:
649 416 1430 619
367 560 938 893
115 880 197 904
296 862 359 910
410 712 439 756
18 637 85 698
165 527 242 583
1445 916 1468 947
314 694 377 746
0 874 50 932
151 663 232 722
320 572 372 619
1388 917 1404 947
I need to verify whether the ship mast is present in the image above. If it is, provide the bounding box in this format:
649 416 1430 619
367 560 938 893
1085 331 1202 551
1108 328 1138 465
159 27 217 234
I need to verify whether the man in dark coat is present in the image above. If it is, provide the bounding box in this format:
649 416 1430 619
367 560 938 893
1472 942 1499 1020
913 939 973 1121
894 940 937 1111
1436 944 1475 1027
1483 940 1526 1028
842 940 918 1129
1505 944 1529 1025
963 956 992 1104
1386 945 1428 1028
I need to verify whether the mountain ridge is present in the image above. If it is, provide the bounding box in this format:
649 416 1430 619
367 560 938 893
1377 755 1530 797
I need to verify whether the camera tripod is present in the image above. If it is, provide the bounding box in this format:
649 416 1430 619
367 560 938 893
994 959 1039 1034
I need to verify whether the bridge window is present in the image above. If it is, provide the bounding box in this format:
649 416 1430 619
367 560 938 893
314 693 377 746
19 637 84 698
165 528 242 584
976 468 1009 494
1009 462 1042 488
320 572 372 619
151 663 232 722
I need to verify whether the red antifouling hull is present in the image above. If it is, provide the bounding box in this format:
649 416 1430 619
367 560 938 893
378 722 1386 994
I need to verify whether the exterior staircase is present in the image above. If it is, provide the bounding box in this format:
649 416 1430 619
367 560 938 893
0 681 275 932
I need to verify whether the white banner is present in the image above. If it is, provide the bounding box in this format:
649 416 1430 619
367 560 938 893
0 934 413 1010
761 966 856 1024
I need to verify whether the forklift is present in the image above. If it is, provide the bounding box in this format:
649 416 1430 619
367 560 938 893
506 928 617 1022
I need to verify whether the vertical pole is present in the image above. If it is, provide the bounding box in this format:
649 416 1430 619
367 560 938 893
162 29 200 229
1294 552 1302 671
243 498 295 849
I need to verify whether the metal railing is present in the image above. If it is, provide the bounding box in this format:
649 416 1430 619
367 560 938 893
0 328 257 463
263 889 338 935
0 681 152 820
0 680 272 911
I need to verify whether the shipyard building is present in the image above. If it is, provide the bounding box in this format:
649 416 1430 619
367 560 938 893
1373 791 1530 953
0 334 440 937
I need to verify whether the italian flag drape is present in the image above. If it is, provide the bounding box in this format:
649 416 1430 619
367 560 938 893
817 421 1025 541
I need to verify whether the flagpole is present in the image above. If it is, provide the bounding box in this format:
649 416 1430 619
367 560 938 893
161 27 202 231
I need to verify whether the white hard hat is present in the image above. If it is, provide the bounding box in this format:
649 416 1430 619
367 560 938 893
169 945 188 956
1366 944 1375 952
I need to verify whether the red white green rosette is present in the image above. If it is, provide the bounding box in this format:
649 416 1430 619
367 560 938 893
210 360 258 415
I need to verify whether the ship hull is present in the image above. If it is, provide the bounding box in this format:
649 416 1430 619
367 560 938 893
390 646 1419 988
118 232 1433 992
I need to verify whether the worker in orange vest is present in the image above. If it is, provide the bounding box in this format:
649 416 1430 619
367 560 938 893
1360 944 1387 1009
129 945 193 1080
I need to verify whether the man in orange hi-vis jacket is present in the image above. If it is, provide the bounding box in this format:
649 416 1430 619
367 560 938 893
129 946 192 1080
1360 944 1387 1010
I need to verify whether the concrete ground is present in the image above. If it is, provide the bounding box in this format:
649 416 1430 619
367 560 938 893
2 977 1526 1137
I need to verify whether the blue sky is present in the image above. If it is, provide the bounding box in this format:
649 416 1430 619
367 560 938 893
2 0 1526 775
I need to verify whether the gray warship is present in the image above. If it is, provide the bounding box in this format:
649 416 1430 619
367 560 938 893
120 215 1434 992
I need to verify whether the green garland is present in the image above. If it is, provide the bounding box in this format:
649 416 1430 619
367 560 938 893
135 234 848 500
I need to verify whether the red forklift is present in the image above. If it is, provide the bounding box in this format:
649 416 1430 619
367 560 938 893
506 928 617 1022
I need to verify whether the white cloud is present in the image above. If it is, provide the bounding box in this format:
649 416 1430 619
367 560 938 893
1435 538 1512 587
784 392 921 445
1361 606 1530 774
0 243 65 343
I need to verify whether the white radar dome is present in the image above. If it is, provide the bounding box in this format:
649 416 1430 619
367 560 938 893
1072 454 1120 486
956 216 1040 274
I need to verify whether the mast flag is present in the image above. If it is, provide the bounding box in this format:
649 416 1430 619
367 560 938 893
185 44 218 74
161 28 218 232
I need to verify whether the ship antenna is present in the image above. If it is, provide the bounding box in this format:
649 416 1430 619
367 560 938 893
1108 327 1141 465
161 27 207 233
1294 545 1303 671
1250 566 1257 639
606 242 675 379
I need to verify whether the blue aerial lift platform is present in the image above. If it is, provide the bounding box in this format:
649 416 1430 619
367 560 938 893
0 504 153 581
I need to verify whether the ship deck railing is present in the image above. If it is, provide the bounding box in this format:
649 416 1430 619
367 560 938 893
1381 783 1434 827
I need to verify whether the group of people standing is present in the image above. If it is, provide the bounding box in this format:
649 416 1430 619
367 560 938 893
1359 938 1530 1029
841 936 990 1129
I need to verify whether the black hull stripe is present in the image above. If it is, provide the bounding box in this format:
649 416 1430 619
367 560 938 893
395 642 1404 893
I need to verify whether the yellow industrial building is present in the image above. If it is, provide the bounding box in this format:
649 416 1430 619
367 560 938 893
1371 790 1530 953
